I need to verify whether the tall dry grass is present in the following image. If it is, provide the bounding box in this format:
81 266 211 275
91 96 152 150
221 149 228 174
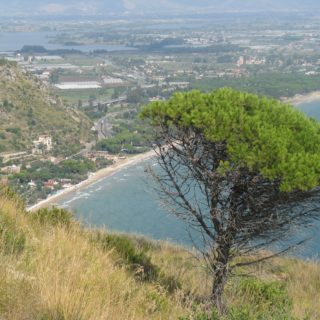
280 258 320 319
0 192 320 319
0 196 189 319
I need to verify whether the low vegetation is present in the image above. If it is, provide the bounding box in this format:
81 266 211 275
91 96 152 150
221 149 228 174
0 61 93 154
7 158 97 205
0 187 319 319
95 117 152 155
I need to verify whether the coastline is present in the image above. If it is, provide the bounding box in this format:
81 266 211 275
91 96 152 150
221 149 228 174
281 90 320 105
27 150 156 212
26 90 320 213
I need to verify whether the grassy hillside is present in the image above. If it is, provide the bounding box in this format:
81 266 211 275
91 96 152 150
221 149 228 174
0 188 319 319
0 60 93 155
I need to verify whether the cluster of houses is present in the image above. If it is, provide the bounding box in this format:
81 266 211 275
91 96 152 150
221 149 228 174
0 135 53 177
28 178 73 190
237 55 266 67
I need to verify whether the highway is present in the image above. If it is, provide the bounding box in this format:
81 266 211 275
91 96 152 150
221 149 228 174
95 116 113 140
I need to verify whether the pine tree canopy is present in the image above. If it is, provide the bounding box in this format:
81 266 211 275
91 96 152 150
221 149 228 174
141 88 320 192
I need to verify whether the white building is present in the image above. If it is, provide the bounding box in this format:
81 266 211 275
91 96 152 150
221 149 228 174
54 81 102 90
102 76 124 85
237 56 245 67
34 56 63 61
33 135 52 154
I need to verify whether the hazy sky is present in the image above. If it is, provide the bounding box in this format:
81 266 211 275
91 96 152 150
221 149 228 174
0 0 319 16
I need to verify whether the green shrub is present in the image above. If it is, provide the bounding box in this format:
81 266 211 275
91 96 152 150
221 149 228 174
146 291 170 313
31 207 73 227
5 127 21 136
0 210 25 255
95 233 180 291
227 306 252 320
0 185 25 209
237 278 291 310
179 309 219 320
228 305 296 320
229 278 295 319
99 233 159 278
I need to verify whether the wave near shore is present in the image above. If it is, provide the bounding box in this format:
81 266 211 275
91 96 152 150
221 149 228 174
27 150 155 212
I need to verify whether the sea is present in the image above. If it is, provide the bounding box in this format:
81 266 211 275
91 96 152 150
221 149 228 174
0 31 135 53
56 99 320 259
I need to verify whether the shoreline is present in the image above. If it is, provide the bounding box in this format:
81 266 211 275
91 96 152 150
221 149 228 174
27 150 156 212
281 90 320 105
26 90 320 212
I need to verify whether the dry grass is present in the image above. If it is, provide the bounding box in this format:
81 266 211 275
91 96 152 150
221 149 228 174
280 258 320 319
1 193 320 319
223 254 320 320
0 195 189 319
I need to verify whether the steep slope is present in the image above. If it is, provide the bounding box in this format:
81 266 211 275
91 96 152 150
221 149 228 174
0 61 93 155
0 187 319 319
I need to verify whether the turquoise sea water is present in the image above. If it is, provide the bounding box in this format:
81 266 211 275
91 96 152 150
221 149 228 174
58 99 320 257
58 162 194 245
295 98 320 118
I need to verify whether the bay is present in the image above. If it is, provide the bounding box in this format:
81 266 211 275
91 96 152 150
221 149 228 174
57 98 320 258
295 98 320 118
58 162 194 245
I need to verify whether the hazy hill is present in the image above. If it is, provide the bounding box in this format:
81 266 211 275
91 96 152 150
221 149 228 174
0 0 320 17
0 187 319 319
0 61 93 155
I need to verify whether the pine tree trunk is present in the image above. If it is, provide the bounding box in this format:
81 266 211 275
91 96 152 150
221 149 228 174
212 262 228 314
211 236 232 315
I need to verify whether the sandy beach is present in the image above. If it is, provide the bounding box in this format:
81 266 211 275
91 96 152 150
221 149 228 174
27 150 156 212
281 91 320 105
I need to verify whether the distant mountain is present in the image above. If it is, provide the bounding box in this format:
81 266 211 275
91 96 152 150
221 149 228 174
0 0 320 17
0 61 93 154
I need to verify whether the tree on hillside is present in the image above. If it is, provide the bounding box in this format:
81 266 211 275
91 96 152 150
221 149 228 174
141 88 320 313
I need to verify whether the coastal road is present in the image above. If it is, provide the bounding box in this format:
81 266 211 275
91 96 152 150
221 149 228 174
95 116 113 140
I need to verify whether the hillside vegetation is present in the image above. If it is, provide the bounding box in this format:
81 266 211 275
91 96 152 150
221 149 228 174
0 187 319 319
0 61 93 155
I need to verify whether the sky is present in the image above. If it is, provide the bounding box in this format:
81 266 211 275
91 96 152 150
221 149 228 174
0 0 319 16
